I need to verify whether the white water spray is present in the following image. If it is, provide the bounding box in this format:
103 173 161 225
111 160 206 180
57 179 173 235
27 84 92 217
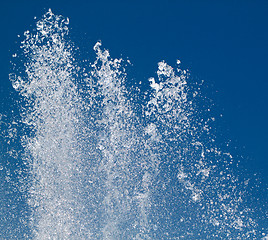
6 9 266 239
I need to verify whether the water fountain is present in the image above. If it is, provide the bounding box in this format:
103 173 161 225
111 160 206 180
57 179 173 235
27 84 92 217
2 9 266 239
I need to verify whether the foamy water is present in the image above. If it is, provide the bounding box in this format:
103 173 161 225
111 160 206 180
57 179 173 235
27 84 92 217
1 9 266 239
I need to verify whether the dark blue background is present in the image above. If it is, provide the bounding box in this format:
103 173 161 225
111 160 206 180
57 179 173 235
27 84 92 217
1 0 267 182
0 0 267 232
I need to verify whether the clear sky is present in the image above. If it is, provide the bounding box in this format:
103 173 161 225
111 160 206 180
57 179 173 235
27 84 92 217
1 0 268 179
0 0 267 238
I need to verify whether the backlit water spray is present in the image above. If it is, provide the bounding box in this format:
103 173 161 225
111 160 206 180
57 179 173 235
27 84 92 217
2 9 267 239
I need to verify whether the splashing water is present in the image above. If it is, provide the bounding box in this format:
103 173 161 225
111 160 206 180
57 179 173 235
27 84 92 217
2 9 266 239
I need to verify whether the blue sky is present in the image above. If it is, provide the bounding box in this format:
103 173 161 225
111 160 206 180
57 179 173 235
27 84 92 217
0 0 267 238
1 0 267 184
